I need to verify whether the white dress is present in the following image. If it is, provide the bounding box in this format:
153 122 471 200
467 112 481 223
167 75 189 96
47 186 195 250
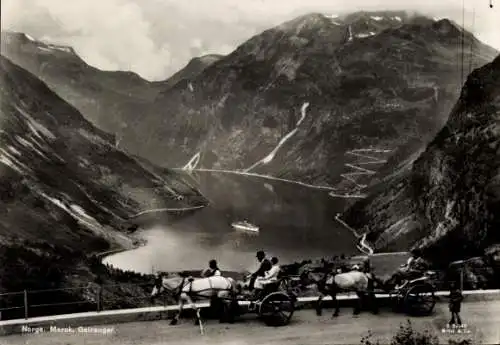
254 265 280 289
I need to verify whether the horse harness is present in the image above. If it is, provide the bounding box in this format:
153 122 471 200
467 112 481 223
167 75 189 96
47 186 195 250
159 276 235 303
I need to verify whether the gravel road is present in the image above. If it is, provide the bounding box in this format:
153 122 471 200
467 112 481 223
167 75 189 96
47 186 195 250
2 299 499 345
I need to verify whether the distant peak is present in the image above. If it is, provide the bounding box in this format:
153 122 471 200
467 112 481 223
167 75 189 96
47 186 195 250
196 54 224 63
433 18 463 31
1 30 33 42
277 12 335 33
2 30 76 55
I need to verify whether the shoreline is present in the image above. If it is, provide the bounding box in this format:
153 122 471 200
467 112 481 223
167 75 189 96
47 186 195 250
94 230 148 261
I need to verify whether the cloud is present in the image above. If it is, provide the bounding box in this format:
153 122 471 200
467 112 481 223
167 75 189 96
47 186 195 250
2 0 499 81
2 0 174 79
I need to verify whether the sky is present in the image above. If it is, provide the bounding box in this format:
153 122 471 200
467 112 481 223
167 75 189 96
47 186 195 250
1 0 499 81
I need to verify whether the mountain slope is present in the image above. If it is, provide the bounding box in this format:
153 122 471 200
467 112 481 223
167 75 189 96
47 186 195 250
343 54 500 268
3 13 498 192
157 54 224 91
137 12 497 189
0 55 207 315
0 31 162 141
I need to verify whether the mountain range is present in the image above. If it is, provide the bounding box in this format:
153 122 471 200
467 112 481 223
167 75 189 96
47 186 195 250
0 54 206 312
343 54 500 285
1 9 499 309
2 11 498 192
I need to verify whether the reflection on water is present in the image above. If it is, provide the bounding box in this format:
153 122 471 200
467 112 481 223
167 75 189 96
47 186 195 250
104 171 358 273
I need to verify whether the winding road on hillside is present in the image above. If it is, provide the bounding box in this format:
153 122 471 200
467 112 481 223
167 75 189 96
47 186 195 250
177 103 393 201
334 213 374 255
3 299 499 345
329 148 392 199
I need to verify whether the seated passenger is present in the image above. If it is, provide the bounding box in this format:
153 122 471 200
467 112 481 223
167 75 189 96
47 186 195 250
254 257 281 291
201 259 221 278
394 250 424 289
249 250 272 290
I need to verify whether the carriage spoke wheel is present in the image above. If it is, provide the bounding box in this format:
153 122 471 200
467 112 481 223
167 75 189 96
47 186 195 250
258 292 295 326
404 283 436 316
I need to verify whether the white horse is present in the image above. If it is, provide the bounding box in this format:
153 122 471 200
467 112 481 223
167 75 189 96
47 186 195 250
300 269 379 317
150 273 239 334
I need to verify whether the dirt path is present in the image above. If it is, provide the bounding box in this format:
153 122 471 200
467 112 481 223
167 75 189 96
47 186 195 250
3 300 499 345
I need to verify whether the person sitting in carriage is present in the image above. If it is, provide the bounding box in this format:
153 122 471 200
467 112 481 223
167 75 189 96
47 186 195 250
200 259 222 319
248 250 272 290
394 249 426 289
202 259 221 278
253 257 281 298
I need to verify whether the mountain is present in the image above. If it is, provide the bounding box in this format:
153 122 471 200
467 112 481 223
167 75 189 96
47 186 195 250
135 12 497 189
342 54 500 283
3 12 498 192
0 31 162 141
0 55 207 316
158 54 224 91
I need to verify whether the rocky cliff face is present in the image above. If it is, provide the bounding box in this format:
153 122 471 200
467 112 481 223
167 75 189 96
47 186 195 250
0 55 206 310
140 13 497 189
344 55 500 271
3 13 498 193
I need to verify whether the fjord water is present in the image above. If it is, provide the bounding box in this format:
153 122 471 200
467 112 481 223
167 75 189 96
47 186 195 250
104 171 358 273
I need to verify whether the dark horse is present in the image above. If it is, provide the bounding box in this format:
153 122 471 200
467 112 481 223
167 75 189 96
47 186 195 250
300 268 380 317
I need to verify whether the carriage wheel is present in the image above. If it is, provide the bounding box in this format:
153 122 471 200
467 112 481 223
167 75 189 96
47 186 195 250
258 292 295 326
404 283 436 316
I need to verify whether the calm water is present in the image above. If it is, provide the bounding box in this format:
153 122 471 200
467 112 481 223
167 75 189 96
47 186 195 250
104 171 358 273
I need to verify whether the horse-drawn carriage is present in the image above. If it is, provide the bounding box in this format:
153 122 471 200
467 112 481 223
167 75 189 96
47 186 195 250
235 276 296 326
150 272 296 333
386 270 437 316
298 253 438 317
350 253 437 316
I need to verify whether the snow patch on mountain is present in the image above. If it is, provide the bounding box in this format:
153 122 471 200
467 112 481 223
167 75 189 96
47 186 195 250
7 146 21 156
357 32 376 38
24 33 35 41
183 151 201 170
0 148 28 173
14 135 49 160
14 105 56 140
371 16 384 21
70 204 97 222
244 102 310 172
37 46 54 53
347 25 354 42
40 192 102 232
42 43 73 54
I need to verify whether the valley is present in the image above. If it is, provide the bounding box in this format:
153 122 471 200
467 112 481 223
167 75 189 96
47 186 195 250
0 8 499 323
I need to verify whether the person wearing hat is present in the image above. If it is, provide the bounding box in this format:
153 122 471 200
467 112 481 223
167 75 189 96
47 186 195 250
200 259 222 319
202 259 221 278
249 250 272 290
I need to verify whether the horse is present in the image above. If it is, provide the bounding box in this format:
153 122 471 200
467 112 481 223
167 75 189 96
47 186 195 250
150 273 240 334
299 268 380 317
